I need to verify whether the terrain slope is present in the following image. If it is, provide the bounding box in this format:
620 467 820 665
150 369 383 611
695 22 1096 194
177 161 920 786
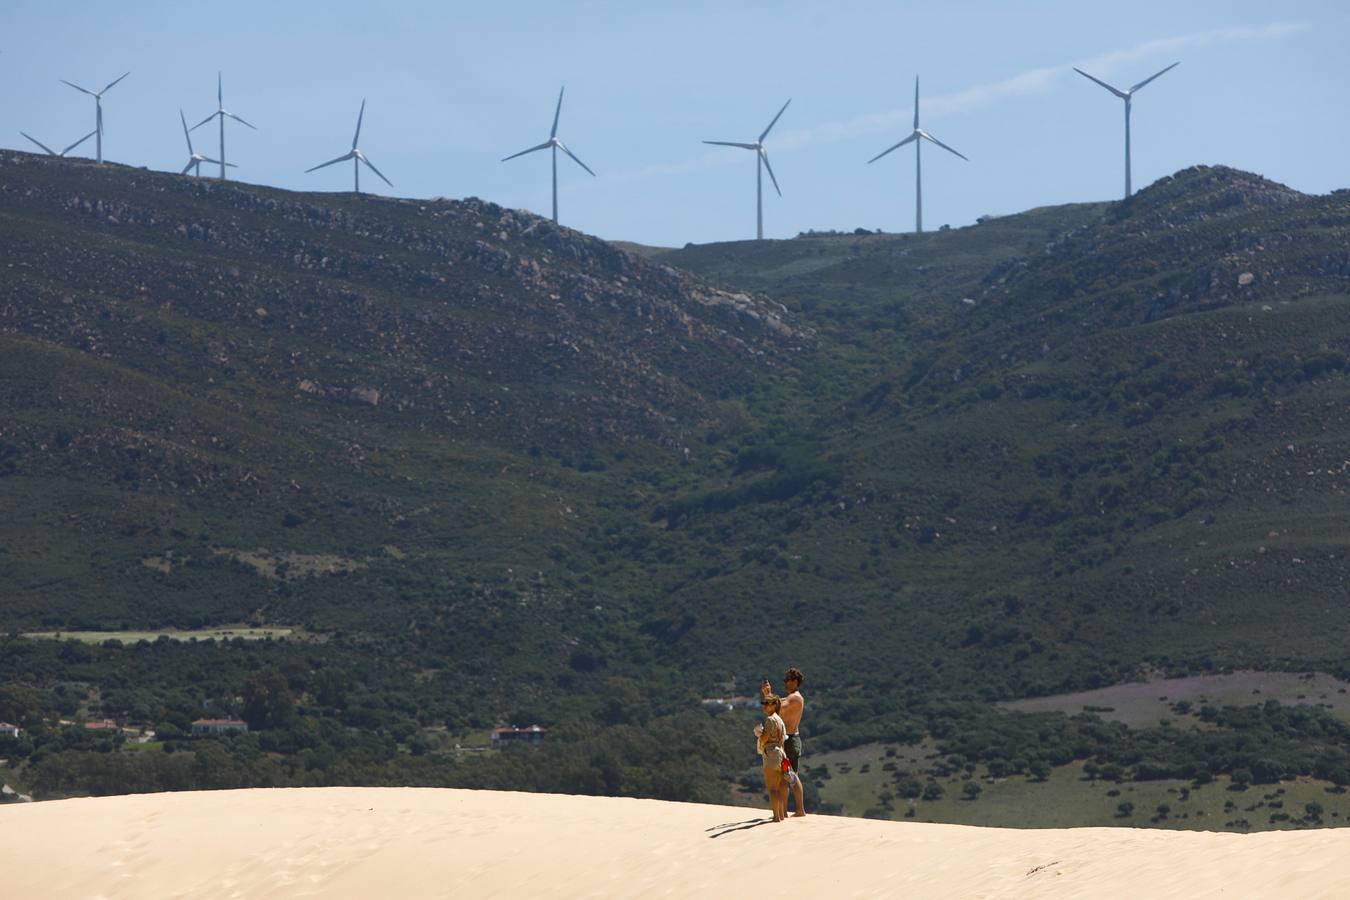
2 154 1349 820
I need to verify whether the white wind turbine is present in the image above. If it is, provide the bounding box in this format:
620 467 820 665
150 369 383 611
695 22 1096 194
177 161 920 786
867 77 967 234
178 109 231 177
19 128 97 159
501 87 595 225
59 71 129 164
703 99 790 241
1073 61 1179 198
304 99 393 194
190 73 256 180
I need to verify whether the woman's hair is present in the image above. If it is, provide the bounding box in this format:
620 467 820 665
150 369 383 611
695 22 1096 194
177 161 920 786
784 667 804 686
762 694 781 712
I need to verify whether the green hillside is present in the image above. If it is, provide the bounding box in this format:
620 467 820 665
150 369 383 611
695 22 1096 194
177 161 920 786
3 153 1349 826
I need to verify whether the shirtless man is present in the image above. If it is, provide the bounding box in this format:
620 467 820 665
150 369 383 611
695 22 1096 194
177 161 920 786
761 667 806 816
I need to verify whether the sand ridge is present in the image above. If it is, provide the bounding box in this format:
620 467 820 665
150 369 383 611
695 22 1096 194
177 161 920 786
2 787 1350 898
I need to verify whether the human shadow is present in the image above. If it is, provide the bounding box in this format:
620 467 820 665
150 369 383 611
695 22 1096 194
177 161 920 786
707 817 775 838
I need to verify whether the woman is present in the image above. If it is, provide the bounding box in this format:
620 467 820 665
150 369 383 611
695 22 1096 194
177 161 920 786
757 694 789 822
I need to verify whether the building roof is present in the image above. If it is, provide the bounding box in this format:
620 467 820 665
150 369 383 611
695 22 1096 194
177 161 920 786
492 724 548 735
192 718 248 726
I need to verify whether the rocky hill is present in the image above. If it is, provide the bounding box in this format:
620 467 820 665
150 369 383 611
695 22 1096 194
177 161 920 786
3 156 1349 820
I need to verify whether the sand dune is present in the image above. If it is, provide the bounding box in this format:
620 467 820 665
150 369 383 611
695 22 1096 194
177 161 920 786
2 787 1350 898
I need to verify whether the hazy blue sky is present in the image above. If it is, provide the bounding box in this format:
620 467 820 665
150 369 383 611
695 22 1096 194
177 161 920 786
3 2 1346 245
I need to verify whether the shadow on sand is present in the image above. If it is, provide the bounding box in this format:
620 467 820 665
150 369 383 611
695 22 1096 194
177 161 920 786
706 817 776 838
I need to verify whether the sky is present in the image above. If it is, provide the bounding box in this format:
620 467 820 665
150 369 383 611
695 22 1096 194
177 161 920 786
2 1 1347 246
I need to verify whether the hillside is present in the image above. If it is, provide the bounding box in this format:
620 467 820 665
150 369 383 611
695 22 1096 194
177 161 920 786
2 156 1350 825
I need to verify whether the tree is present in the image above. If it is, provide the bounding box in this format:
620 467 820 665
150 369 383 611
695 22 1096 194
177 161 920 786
962 782 983 800
242 668 296 730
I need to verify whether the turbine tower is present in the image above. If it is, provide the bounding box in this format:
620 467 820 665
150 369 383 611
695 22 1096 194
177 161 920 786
59 71 129 164
502 87 596 225
19 129 97 159
304 99 394 194
867 77 967 234
703 99 790 241
1073 61 1179 198
190 73 256 180
179 109 231 177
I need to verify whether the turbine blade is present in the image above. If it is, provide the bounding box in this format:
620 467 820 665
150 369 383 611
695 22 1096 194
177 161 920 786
60 79 95 96
360 155 394 188
867 132 917 163
217 71 223 105
921 131 968 161
551 86 564 138
760 149 781 196
557 141 596 177
1129 61 1180 94
702 140 758 149
1073 67 1128 99
305 152 355 173
201 157 223 165
501 140 553 162
101 71 130 94
190 112 218 131
225 112 257 130
61 131 97 155
352 99 365 149
180 109 193 153
20 132 58 155
181 159 197 175
758 98 791 142
914 76 920 130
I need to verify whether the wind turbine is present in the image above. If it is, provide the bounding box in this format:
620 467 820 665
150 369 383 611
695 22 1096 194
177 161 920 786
703 99 790 241
19 129 97 159
1073 61 1179 198
501 87 595 225
304 99 393 194
178 109 231 177
867 77 967 234
59 71 129 164
190 73 256 180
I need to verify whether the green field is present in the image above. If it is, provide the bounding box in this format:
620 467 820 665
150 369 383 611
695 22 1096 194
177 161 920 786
811 744 1350 830
22 627 299 644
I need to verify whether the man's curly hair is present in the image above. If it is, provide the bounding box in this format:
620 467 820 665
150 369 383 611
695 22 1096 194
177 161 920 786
784 667 804 686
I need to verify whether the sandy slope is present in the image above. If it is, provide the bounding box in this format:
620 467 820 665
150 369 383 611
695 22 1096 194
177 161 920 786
2 787 1349 898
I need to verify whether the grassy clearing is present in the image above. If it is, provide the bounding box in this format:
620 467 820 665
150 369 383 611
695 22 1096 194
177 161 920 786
812 744 1350 830
1001 671 1350 728
22 627 301 644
